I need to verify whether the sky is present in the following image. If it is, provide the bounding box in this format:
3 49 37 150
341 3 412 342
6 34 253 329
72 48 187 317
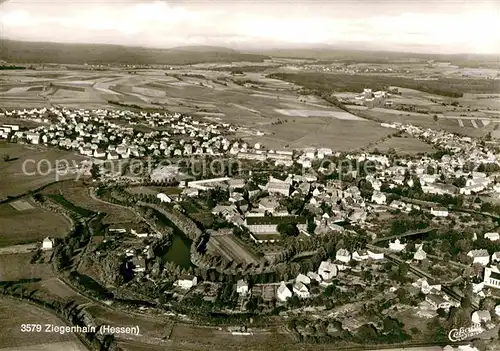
0 0 499 54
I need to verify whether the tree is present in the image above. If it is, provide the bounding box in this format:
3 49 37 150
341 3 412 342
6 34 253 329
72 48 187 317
2 154 10 162
307 220 316 234
277 222 299 237
398 263 409 277
90 164 100 179
453 176 467 188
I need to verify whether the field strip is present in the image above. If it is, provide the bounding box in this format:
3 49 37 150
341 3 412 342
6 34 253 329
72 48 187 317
228 103 260 114
0 243 37 255
458 119 464 127
470 120 478 128
0 341 88 351
10 200 35 211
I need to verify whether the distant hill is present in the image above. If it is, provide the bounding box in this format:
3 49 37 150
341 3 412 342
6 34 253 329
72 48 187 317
252 47 500 67
169 46 238 53
0 40 269 65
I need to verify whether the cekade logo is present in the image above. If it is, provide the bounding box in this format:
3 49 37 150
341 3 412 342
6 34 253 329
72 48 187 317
448 323 483 342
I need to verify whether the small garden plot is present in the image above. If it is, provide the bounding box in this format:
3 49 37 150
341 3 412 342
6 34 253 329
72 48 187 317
274 109 365 120
207 234 261 265
9 199 34 211
2 87 30 94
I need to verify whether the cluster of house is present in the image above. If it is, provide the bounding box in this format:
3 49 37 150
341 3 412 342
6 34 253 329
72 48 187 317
0 108 262 161
237 146 336 169
274 249 384 302
0 123 20 139
414 277 500 329
386 232 500 299
381 122 500 197
466 240 500 295
199 173 381 243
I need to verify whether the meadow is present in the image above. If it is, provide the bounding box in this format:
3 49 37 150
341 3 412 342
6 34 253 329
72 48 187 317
0 142 88 201
207 234 261 265
0 299 87 351
368 136 437 155
0 201 71 247
42 181 139 224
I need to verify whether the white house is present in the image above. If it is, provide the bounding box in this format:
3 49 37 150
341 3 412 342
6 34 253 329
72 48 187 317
42 237 54 250
367 250 384 260
471 310 491 324
236 279 249 295
107 151 119 160
352 250 369 261
495 304 500 317
484 232 500 241
430 207 449 217
335 249 351 263
414 249 427 261
418 279 441 294
292 282 310 299
93 149 106 158
157 193 172 203
483 266 500 289
307 271 322 282
388 239 406 252
276 281 292 302
295 273 311 285
371 191 386 205
426 294 452 310
175 275 198 290
467 249 490 266
130 228 149 238
318 260 337 280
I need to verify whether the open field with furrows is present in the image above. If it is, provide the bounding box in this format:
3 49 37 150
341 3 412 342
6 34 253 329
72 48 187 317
84 304 174 342
0 142 89 201
207 234 261 265
0 253 52 281
41 181 139 224
355 108 496 138
168 323 294 350
242 117 393 150
0 201 71 247
1 69 394 151
367 136 437 155
0 299 87 351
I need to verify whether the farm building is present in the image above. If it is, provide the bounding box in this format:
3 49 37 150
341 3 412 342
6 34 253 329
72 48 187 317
157 193 172 203
483 266 500 289
236 280 249 295
276 282 292 302
187 177 230 191
468 249 490 266
244 216 306 234
318 260 337 280
266 177 291 197
292 282 310 299
175 275 198 290
430 207 449 217
131 256 146 273
42 237 54 250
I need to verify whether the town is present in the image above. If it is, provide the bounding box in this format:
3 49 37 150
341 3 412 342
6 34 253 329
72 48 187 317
2 102 500 350
1 1 499 349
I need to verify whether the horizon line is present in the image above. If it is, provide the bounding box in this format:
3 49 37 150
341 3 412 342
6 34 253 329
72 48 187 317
1 37 500 58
